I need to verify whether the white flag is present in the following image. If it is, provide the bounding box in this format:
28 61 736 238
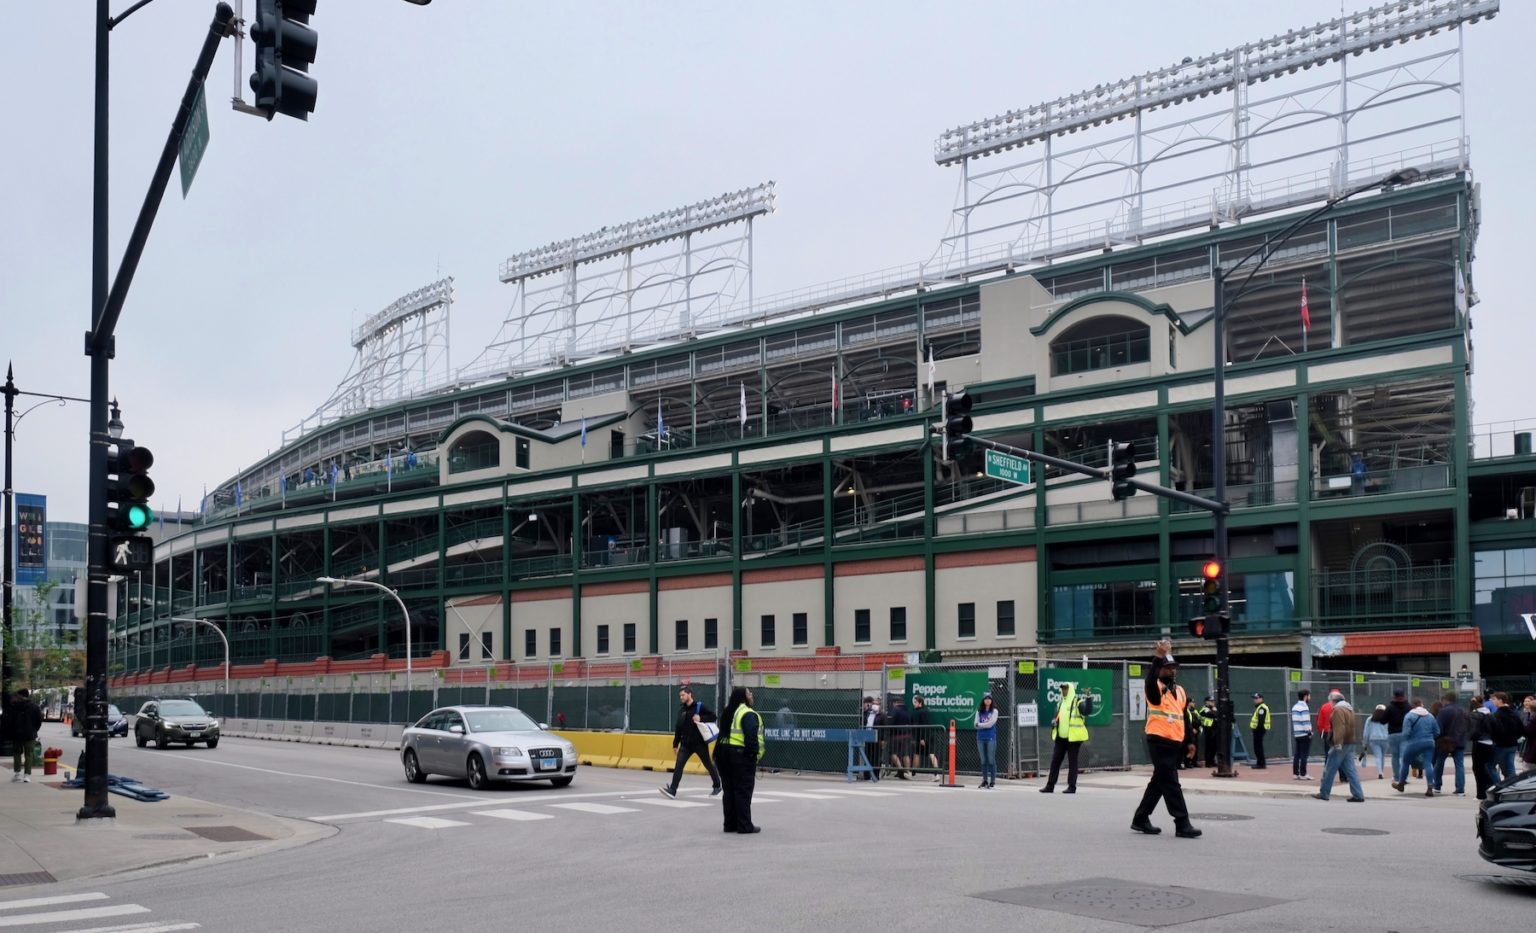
1454 259 1468 317
740 383 748 426
926 345 936 392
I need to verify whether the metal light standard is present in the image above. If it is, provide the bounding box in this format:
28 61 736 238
167 617 229 716
1208 166 1423 778
317 576 413 707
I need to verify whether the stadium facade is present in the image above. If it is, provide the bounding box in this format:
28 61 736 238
112 1 1536 687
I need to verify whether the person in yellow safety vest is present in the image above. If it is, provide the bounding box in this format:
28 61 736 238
1131 640 1202 839
1200 696 1219 768
1249 693 1272 769
1181 699 1202 770
1040 681 1090 794
714 686 765 835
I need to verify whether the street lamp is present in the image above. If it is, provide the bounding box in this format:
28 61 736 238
1207 166 1422 778
168 617 229 717
317 576 412 702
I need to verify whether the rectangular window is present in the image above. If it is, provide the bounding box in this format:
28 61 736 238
889 606 907 642
623 623 637 654
675 619 689 652
478 631 494 660
854 609 871 644
515 437 531 470
524 629 537 658
958 602 976 639
549 627 562 657
704 618 719 650
997 600 1016 638
761 614 776 648
458 633 471 661
793 612 809 646
596 624 610 655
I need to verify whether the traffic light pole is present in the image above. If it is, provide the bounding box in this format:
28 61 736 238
81 1 234 821
1211 266 1235 778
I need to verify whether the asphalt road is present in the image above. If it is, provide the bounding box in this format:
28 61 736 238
17 726 1535 932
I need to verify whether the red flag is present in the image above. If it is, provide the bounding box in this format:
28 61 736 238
1300 278 1311 332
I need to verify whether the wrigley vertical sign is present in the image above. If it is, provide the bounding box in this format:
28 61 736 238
907 671 988 730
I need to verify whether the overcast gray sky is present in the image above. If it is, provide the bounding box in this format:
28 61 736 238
3 1 1526 524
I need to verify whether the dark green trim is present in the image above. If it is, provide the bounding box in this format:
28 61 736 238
1030 290 1192 338
823 454 835 648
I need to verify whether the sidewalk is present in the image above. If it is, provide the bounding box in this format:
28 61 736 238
0 763 331 890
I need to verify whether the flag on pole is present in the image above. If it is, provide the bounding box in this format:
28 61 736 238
200 484 207 517
1454 259 1468 316
1299 277 1311 333
579 417 588 463
329 462 339 501
926 344 936 393
657 400 665 443
831 368 840 424
739 383 747 427
158 507 164 534
280 474 288 507
234 481 243 510
176 495 182 527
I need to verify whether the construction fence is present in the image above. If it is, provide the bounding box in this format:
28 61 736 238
110 652 1470 779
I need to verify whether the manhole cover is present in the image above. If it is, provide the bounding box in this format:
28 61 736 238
1457 873 1536 888
185 825 270 842
1053 886 1194 910
133 833 194 840
1187 813 1254 821
0 871 55 888
1321 827 1390 836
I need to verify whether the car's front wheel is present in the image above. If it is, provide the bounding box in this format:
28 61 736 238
155 730 170 750
403 750 426 784
550 776 574 788
135 729 147 748
205 738 219 749
466 753 488 790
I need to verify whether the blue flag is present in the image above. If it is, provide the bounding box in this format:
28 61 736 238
234 481 243 507
580 416 588 448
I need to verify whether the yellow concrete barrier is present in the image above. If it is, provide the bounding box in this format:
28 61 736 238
552 730 625 768
617 733 677 772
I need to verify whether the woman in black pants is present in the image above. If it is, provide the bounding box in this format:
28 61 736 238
714 686 764 834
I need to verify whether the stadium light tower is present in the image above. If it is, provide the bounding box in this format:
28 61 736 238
1206 166 1422 778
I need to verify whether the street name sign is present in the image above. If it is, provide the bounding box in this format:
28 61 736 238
983 449 1031 485
179 82 210 198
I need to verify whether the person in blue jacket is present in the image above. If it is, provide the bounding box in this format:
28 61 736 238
975 694 999 789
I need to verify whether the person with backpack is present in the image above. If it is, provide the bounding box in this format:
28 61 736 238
660 685 721 799
1433 690 1469 796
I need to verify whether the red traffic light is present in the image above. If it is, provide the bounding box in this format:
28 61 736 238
1201 559 1222 580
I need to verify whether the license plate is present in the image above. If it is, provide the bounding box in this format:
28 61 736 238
187 728 202 734
535 758 558 771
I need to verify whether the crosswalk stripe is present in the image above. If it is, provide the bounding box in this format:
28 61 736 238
549 803 638 815
55 923 200 933
635 798 709 809
471 809 553 822
748 791 840 799
0 894 112 913
0 905 150 929
815 788 900 797
385 816 472 829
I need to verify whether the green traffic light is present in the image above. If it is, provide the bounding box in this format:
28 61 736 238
125 503 154 530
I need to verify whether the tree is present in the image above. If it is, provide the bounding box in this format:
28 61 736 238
5 582 84 701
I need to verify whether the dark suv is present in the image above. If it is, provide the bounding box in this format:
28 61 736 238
133 698 221 749
71 703 128 738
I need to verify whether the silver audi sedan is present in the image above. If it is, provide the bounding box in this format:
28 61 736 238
401 705 578 789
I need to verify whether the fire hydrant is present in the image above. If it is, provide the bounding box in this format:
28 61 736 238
41 747 61 777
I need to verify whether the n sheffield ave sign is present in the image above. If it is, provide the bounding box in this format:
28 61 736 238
179 82 210 198
984 449 1031 485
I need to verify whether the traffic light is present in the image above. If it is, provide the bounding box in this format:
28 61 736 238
1110 441 1136 500
106 438 155 574
940 391 973 462
1198 558 1230 640
250 0 319 121
1188 616 1211 639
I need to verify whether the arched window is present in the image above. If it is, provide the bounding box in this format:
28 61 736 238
1050 315 1150 375
447 430 500 474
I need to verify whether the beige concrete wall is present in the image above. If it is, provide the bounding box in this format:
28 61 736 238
581 590 649 657
657 586 733 654
445 598 501 665
832 569 924 650
510 596 572 660
741 577 822 653
933 558 1037 652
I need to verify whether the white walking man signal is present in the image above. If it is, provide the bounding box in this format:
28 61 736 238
113 540 132 566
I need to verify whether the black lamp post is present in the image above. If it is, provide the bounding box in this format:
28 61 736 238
1208 167 1423 778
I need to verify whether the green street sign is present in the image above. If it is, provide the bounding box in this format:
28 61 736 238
983 449 1031 486
178 82 210 198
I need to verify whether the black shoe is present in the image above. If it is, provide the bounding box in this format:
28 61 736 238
723 826 738 833
1039 787 1054 793
1175 824 1203 839
738 826 761 834
1063 788 1076 795
1346 796 1365 802
897 773 910 780
1131 819 1162 835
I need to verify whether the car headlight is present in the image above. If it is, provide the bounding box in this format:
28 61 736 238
494 747 523 757
161 720 178 728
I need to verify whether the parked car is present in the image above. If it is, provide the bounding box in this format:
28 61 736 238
133 698 221 749
1477 769 1536 872
71 704 128 738
401 705 577 790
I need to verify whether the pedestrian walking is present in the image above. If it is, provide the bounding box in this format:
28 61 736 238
1249 693 1271 769
887 694 913 779
1311 692 1365 802
715 686 764 835
1131 640 1201 839
1384 687 1410 781
660 686 722 800
1041 681 1089 794
1433 690 1469 796
975 694 999 789
1291 689 1314 781
1469 699 1496 800
1363 705 1390 780
1200 697 1219 768
1318 692 1336 751
1489 693 1523 783
911 694 942 780
1393 697 1439 796
6 689 43 783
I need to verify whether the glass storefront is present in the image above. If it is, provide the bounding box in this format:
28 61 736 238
1473 547 1536 640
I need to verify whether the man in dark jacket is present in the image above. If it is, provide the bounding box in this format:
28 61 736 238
1433 690 1470 796
7 689 44 783
1489 692 1523 783
1384 688 1410 783
660 686 721 799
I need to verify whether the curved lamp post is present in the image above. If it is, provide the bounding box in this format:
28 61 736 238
317 576 412 699
168 616 229 715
